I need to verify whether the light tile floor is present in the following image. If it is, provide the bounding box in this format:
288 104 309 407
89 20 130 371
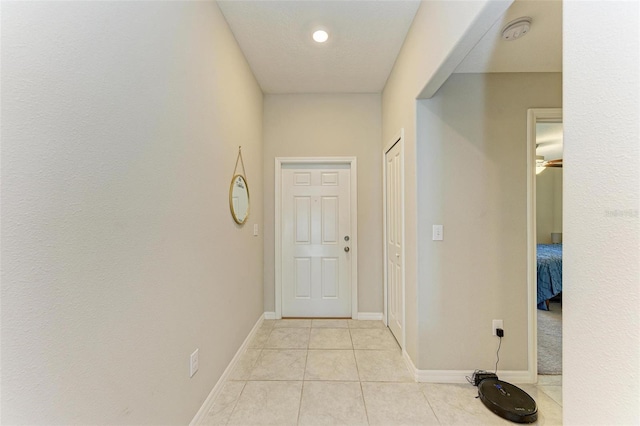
202 319 563 425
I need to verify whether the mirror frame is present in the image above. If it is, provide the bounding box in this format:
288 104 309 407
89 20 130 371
229 174 250 225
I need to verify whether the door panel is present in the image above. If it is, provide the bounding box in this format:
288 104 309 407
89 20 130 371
295 258 311 298
321 197 339 244
282 166 351 317
295 197 311 243
321 257 339 299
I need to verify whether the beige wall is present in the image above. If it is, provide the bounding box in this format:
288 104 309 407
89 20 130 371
536 168 563 244
381 0 511 362
1 2 263 423
263 94 382 314
416 73 562 370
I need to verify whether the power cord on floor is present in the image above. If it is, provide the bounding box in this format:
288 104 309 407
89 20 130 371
465 373 475 385
466 370 498 386
494 334 503 374
466 328 504 386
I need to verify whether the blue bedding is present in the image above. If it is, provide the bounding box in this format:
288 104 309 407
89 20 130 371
537 244 563 310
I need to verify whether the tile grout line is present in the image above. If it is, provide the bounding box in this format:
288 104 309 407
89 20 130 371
419 385 443 425
349 328 363 383
296 327 312 425
223 324 273 424
359 380 371 425
537 385 563 408
222 380 247 425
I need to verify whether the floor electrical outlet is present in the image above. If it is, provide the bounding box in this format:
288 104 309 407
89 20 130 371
492 320 504 336
190 349 199 377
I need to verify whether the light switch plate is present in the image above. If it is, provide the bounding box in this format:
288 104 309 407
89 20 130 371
190 349 199 377
432 225 443 241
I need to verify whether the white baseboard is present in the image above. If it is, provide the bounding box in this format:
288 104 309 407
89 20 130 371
190 314 265 425
264 312 383 321
402 350 534 384
494 370 536 384
357 312 384 320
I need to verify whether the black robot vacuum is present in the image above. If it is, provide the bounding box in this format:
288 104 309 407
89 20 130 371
477 378 538 423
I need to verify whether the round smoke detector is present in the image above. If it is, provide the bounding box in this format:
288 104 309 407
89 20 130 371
501 17 532 41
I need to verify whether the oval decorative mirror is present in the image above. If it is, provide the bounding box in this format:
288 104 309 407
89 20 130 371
229 146 250 225
229 174 250 224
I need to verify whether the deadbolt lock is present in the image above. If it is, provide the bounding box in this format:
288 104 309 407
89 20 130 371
344 236 350 242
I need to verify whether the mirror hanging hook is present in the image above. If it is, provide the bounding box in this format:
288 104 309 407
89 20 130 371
233 145 246 177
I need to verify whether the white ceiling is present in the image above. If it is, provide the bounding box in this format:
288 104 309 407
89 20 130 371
217 0 421 94
217 0 562 94
455 0 562 73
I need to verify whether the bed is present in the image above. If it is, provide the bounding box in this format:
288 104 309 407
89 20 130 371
537 244 563 310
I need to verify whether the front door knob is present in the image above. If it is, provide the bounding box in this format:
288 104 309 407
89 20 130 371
344 246 350 253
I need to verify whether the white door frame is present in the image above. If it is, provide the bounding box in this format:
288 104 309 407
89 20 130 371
382 129 406 349
275 157 358 319
527 108 563 381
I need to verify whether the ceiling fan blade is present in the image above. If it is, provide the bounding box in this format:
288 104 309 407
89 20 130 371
544 159 563 167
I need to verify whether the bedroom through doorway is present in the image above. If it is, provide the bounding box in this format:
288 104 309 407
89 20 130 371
532 110 563 376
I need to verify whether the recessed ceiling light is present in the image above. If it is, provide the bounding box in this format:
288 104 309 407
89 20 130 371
312 30 329 43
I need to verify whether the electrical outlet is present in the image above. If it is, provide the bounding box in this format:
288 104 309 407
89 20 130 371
190 349 199 377
492 320 503 336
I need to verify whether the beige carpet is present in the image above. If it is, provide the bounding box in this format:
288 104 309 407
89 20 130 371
538 301 562 375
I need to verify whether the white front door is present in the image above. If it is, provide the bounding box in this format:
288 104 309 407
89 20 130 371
385 139 404 345
281 165 352 317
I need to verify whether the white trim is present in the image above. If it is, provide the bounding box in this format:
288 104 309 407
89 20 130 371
402 350 418 382
527 108 563 383
275 157 358 320
403 350 532 384
416 369 533 384
190 314 265 425
357 312 384 321
263 312 276 320
275 158 283 320
382 129 406 350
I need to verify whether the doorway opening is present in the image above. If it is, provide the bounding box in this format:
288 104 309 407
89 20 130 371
527 108 563 378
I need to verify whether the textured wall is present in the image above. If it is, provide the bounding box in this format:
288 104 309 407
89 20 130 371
1 2 263 423
263 94 382 314
563 1 640 424
416 73 562 371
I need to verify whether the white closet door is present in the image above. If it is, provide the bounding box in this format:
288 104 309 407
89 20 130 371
386 141 404 344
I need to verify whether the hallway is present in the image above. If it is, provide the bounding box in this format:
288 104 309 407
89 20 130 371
201 319 563 425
